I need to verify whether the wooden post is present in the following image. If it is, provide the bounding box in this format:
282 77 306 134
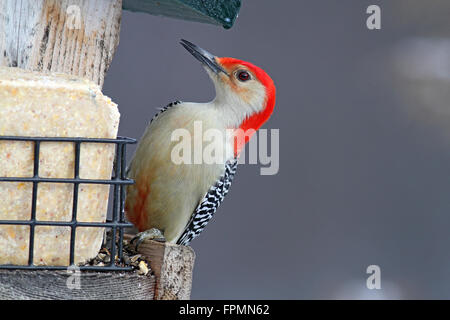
0 0 122 87
0 0 196 300
0 269 157 300
124 235 195 300
0 236 195 300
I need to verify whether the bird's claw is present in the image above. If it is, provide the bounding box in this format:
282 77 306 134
130 228 166 251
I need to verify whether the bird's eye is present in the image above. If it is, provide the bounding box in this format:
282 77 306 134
237 70 251 82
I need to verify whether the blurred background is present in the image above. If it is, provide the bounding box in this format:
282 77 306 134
103 0 450 299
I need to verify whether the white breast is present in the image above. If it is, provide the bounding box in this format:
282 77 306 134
126 102 235 242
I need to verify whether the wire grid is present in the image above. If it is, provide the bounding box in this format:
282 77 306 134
0 136 136 271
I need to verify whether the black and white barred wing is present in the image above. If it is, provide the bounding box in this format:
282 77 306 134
150 100 181 124
177 158 238 246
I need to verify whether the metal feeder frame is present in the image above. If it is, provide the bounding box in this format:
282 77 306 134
0 135 136 271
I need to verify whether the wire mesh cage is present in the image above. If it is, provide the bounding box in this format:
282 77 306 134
0 135 136 271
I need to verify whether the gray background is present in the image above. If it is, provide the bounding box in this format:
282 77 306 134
103 1 450 299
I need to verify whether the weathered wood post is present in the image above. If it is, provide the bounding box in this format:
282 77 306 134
0 0 241 300
0 0 122 88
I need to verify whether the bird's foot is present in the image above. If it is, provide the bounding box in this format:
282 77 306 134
130 228 166 251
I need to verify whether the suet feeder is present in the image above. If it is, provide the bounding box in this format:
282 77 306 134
0 0 240 300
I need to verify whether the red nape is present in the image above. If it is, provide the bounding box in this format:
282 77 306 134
218 57 276 155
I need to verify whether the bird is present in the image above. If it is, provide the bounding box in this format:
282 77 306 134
125 39 276 247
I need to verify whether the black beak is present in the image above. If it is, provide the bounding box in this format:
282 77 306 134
180 39 228 75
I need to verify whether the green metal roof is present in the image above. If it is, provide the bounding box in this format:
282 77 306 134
123 0 241 29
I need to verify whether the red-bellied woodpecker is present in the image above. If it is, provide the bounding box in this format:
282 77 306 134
125 40 276 247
